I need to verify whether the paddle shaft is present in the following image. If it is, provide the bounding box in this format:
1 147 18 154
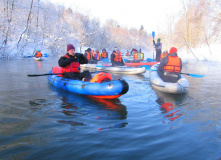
27 73 63 77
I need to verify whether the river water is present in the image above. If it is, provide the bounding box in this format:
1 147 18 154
0 57 220 160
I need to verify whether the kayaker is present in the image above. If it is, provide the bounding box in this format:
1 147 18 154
34 49 42 57
160 50 168 60
101 49 108 59
91 50 98 64
157 47 182 83
58 44 91 81
132 49 140 62
95 49 100 61
138 49 144 61
153 38 162 62
111 48 125 66
84 48 96 64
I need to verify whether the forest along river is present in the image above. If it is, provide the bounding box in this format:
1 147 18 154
0 57 220 160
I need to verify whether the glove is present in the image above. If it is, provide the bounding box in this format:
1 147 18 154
74 53 82 58
70 56 79 62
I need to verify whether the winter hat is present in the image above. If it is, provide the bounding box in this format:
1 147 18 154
157 38 161 42
169 47 177 54
67 44 75 52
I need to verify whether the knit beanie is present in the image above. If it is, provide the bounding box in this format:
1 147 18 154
67 44 75 52
169 47 177 54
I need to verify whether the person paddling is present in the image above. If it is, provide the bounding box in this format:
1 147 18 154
157 47 182 83
58 44 91 81
34 49 42 57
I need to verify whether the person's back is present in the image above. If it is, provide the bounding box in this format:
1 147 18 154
157 47 182 83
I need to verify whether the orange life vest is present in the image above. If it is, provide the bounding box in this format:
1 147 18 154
164 56 181 73
35 51 42 57
92 52 99 60
113 52 122 62
101 52 107 58
133 53 139 60
85 51 91 60
62 55 80 73
90 72 112 83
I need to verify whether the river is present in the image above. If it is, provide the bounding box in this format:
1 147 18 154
0 57 220 160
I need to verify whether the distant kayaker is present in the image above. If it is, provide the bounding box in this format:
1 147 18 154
84 48 96 64
101 49 108 59
160 50 168 60
132 49 140 62
58 44 91 81
138 49 144 61
153 38 162 62
157 47 182 83
34 49 42 57
111 48 125 66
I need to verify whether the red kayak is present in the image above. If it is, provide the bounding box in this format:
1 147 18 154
125 61 158 67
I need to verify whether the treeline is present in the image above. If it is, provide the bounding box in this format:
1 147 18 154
0 0 151 58
0 0 220 59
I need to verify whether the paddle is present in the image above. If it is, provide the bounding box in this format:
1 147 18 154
180 73 205 78
152 31 155 60
27 73 63 77
149 69 205 78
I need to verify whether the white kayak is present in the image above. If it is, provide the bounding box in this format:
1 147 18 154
149 64 189 94
33 57 43 61
81 64 146 75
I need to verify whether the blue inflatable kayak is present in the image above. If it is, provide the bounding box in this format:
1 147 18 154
47 69 129 99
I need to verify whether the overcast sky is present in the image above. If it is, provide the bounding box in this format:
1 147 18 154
46 0 183 33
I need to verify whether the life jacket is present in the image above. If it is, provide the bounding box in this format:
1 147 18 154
140 53 144 60
164 56 181 73
133 53 139 60
62 54 80 73
92 52 99 60
35 51 42 57
113 52 122 62
101 51 107 58
85 51 91 60
90 72 112 83
52 66 63 77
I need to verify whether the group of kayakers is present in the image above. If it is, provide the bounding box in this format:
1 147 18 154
57 40 182 83
84 48 108 64
125 48 145 62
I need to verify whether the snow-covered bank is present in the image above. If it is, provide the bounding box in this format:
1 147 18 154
178 44 221 62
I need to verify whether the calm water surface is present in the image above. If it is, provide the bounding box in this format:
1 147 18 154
0 57 220 160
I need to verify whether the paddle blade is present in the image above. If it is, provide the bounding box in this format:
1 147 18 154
188 74 205 78
152 31 155 38
139 65 151 70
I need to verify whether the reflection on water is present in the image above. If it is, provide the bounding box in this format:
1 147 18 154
154 89 187 126
48 84 128 130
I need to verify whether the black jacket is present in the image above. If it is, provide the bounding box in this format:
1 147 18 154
58 53 88 68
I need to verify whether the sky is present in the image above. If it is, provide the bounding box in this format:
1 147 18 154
46 0 183 33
